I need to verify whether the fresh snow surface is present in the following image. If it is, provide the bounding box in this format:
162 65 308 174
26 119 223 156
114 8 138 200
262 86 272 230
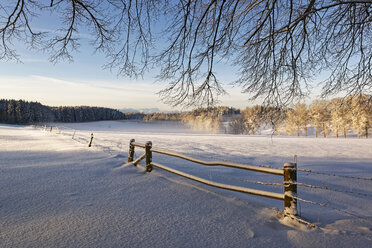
1 120 371 248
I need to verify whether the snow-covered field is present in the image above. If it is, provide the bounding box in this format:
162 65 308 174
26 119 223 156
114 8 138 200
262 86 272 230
1 121 371 247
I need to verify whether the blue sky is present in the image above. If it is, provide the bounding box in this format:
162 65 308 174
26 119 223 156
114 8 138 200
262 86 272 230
0 51 251 111
0 2 253 112
0 1 328 111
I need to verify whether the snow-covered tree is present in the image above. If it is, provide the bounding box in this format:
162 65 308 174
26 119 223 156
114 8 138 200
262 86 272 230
242 106 263 135
180 109 222 133
349 94 372 138
229 115 246 134
285 104 309 136
330 98 351 138
309 100 330 138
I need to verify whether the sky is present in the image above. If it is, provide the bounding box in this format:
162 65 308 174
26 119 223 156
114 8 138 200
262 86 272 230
0 2 253 112
0 1 329 112
0 56 250 111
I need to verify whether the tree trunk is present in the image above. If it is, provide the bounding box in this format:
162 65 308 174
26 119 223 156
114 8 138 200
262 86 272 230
343 127 347 138
358 127 361 139
315 127 318 137
336 125 338 138
323 123 326 138
297 127 300 136
366 126 368 139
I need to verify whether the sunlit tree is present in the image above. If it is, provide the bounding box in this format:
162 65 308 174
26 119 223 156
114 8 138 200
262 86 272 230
329 98 351 138
285 104 308 136
349 94 372 138
242 106 264 134
309 100 330 138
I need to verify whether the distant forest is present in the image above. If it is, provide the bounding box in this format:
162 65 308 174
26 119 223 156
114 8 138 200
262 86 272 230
0 99 126 124
175 95 371 138
142 95 371 138
2 96 370 138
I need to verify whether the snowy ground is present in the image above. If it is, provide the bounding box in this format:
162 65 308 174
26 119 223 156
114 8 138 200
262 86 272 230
1 121 371 247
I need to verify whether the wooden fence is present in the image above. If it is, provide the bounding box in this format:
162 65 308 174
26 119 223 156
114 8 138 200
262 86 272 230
127 139 298 216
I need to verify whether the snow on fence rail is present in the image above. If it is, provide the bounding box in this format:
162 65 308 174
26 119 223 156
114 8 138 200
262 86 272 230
127 139 298 216
33 126 371 226
127 139 372 225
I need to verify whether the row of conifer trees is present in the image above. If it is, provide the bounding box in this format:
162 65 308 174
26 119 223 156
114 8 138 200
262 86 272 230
0 99 126 124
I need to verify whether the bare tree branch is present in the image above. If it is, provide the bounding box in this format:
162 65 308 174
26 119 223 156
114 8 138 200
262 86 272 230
0 0 371 107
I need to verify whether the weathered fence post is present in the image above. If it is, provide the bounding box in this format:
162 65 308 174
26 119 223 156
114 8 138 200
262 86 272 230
145 141 152 172
88 133 94 147
72 130 76 139
50 126 53 132
128 138 135 163
283 162 297 216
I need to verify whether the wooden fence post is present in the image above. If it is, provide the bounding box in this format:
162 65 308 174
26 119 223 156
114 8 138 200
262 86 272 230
50 126 53 132
72 130 76 139
128 138 135 163
88 133 94 147
145 141 152 172
283 162 297 216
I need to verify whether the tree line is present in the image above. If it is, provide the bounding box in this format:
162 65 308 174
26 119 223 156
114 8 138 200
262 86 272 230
3 96 369 138
232 95 371 138
0 99 125 124
142 95 371 138
143 106 241 133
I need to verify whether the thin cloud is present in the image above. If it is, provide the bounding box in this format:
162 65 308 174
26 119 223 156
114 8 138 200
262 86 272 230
30 75 155 94
0 74 169 109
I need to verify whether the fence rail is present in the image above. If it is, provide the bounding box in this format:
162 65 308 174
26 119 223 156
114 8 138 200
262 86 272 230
131 142 283 175
158 150 283 176
151 162 285 200
128 139 297 216
35 126 371 227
